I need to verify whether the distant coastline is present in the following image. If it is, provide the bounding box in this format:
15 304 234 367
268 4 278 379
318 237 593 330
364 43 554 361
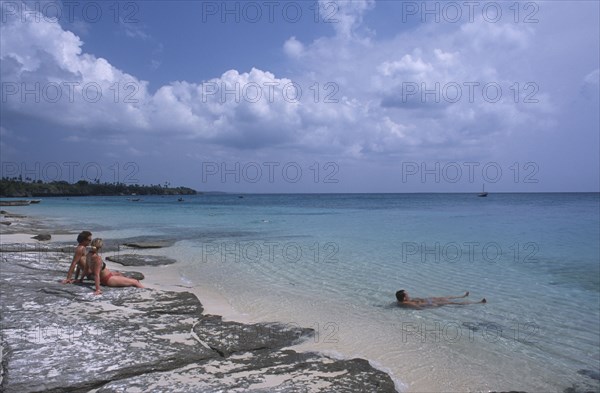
0 179 197 198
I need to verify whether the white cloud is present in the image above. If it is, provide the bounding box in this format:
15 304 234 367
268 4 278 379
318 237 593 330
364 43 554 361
580 68 600 100
459 18 534 52
0 0 593 166
123 23 151 40
378 54 433 76
320 0 375 39
0 8 373 153
433 49 458 65
283 36 304 58
150 59 161 70
583 69 599 86
1 6 150 131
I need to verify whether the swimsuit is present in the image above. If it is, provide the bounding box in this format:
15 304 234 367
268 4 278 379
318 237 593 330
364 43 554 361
99 260 111 285
100 272 114 286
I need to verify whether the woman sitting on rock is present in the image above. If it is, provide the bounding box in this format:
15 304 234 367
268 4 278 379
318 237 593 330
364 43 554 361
88 238 144 295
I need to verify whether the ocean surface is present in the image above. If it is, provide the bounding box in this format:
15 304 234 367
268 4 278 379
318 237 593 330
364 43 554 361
8 193 600 392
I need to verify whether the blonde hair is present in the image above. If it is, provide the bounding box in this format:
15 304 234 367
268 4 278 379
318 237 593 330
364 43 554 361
90 238 103 253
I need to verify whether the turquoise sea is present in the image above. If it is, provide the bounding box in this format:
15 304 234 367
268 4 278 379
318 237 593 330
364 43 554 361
9 193 600 392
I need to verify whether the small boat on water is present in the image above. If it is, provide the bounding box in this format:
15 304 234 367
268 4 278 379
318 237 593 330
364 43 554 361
0 200 31 206
177 197 184 202
477 184 488 197
29 200 41 204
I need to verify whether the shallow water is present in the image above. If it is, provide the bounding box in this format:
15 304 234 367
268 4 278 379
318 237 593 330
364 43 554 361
11 193 600 392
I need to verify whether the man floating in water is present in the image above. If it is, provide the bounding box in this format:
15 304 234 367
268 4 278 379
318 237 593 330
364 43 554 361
396 290 486 309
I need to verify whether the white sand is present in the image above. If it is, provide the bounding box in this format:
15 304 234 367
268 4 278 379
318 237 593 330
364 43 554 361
100 250 254 324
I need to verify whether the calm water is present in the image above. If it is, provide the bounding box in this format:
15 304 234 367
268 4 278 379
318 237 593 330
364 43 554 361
10 193 600 392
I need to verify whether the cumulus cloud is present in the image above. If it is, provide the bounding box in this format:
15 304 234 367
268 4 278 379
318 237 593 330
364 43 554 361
0 5 149 133
1 8 365 154
378 54 433 77
287 4 557 157
0 0 586 164
321 0 375 39
283 36 304 58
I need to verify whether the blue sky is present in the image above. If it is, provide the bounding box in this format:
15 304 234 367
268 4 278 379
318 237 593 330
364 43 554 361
1 0 599 192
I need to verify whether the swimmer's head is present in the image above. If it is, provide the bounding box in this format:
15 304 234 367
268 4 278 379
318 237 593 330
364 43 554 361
396 290 407 302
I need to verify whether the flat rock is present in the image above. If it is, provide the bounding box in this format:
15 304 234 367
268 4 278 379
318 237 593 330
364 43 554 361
578 369 600 381
193 314 311 357
0 221 11 225
1 249 399 393
97 349 397 393
122 241 174 249
107 254 177 266
121 237 176 249
0 252 215 393
0 242 66 253
0 242 119 254
31 233 51 241
1 211 26 218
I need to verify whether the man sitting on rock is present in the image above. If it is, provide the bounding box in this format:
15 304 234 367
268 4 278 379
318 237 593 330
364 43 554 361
61 231 92 284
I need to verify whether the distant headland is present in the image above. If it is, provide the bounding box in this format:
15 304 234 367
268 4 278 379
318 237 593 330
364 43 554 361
0 179 198 197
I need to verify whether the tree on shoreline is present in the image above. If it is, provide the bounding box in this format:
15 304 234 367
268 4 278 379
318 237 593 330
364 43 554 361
0 178 198 197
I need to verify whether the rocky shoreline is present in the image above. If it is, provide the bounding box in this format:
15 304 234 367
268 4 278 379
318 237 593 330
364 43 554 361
0 212 399 392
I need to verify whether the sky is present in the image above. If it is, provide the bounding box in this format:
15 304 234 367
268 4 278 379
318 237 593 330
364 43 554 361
1 0 599 193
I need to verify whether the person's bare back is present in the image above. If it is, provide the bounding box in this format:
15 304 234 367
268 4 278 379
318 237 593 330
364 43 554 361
61 231 92 284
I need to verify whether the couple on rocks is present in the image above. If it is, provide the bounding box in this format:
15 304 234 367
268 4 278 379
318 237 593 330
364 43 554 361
62 231 144 295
